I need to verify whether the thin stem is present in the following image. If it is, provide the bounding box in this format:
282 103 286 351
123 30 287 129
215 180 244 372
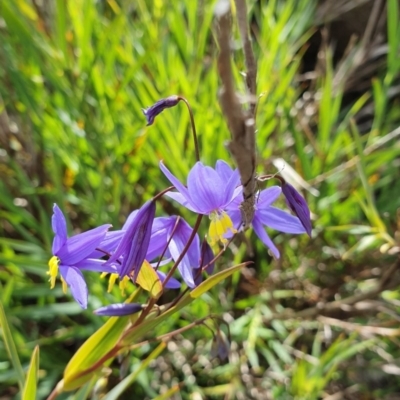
46 385 61 400
153 185 175 201
128 316 212 350
154 216 181 272
132 215 203 326
161 213 203 289
200 236 235 273
168 235 235 310
257 173 285 186
178 96 200 162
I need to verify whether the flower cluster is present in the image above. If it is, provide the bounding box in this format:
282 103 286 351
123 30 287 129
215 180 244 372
47 97 311 314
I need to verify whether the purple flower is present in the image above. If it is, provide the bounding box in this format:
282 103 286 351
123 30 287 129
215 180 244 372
94 303 143 317
48 204 111 308
106 200 155 280
142 95 180 126
200 240 215 275
99 209 205 289
147 216 201 288
226 187 306 258
281 183 312 237
160 160 241 245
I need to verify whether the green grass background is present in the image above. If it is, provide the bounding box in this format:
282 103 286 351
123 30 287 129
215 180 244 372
1 0 400 398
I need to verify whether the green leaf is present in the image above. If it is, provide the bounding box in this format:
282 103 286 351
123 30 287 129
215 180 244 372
63 314 130 391
102 342 166 400
63 290 142 390
190 263 247 299
22 345 39 400
0 300 25 391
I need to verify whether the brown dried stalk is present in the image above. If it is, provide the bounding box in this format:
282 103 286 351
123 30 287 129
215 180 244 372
215 0 258 229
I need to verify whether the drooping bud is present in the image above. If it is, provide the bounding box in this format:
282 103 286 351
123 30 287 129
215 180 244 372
106 200 156 280
210 330 230 361
200 240 215 275
142 95 180 126
281 183 312 237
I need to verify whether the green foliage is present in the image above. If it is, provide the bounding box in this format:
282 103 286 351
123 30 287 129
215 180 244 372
1 0 400 399
22 345 40 400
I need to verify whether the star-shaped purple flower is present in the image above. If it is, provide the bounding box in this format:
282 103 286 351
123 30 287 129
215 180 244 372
48 204 112 308
226 186 307 258
160 160 241 245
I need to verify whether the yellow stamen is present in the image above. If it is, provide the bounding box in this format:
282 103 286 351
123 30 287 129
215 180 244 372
208 211 237 246
107 273 118 293
119 276 130 297
61 277 68 294
47 256 60 289
102 272 130 296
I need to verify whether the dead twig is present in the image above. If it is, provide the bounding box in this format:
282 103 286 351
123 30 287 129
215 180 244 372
215 0 257 229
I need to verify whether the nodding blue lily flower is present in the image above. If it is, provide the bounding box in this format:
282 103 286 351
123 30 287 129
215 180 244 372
106 200 156 281
281 182 312 237
226 186 307 258
160 160 241 246
142 95 180 126
48 204 112 309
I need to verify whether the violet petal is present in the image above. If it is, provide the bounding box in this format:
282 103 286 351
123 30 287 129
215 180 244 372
59 265 88 309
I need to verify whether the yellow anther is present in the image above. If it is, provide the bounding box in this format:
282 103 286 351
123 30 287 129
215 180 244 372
119 275 130 297
107 273 118 293
47 256 60 289
208 211 237 246
61 277 68 294
102 273 130 296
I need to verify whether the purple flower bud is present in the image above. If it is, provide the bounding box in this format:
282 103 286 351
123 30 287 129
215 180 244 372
94 303 143 316
200 240 215 275
106 200 156 280
210 330 230 361
281 183 312 237
142 95 180 126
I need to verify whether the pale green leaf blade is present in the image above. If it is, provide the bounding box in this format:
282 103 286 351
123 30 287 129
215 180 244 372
63 315 130 391
190 263 248 299
0 300 25 391
102 342 166 400
22 345 40 400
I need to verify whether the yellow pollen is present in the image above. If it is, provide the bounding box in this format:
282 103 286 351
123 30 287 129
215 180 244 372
208 211 237 246
47 256 60 289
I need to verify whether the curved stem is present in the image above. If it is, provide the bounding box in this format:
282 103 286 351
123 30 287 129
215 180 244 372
162 214 203 290
46 385 61 400
257 173 286 187
178 96 200 162
154 216 181 272
153 185 176 201
131 214 203 326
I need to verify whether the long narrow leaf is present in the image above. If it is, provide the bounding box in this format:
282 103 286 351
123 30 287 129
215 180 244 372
102 342 166 400
22 345 40 400
0 300 25 391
